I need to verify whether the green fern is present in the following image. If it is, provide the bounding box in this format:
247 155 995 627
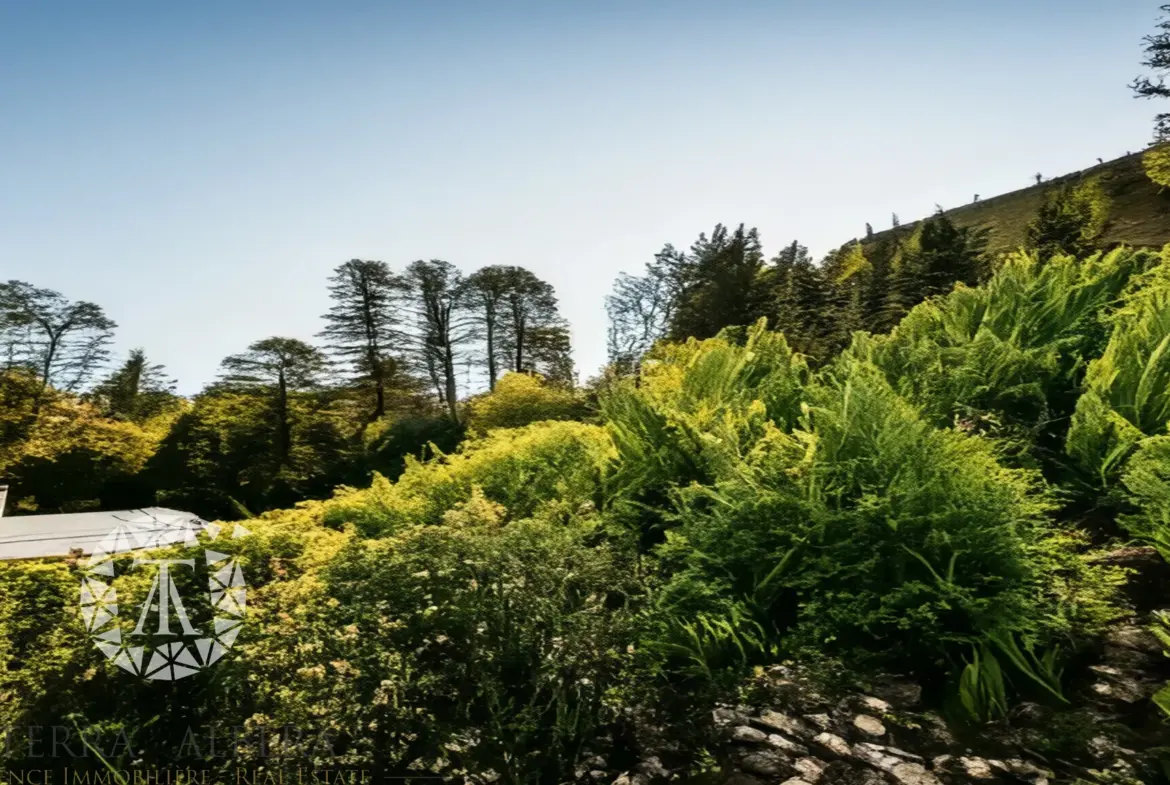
1068 247 1170 488
1154 612 1170 721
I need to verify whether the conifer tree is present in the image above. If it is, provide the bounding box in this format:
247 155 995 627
880 211 988 329
319 259 409 421
1132 4 1170 141
219 337 329 461
879 226 923 332
770 241 839 360
1025 178 1110 260
90 348 177 421
405 260 472 422
666 223 768 341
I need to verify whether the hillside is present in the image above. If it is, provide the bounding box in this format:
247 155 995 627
857 150 1170 256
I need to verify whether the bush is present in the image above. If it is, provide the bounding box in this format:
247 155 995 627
1025 177 1111 260
465 372 589 434
1068 247 1170 490
1144 143 1170 190
601 320 809 547
860 247 1155 471
323 420 615 537
650 354 1123 685
364 411 465 479
232 507 639 782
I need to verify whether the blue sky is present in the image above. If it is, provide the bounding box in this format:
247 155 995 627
0 1 1160 394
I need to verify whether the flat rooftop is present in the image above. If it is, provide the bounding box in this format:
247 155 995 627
0 507 206 561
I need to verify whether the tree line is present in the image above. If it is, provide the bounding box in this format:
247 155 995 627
0 260 573 518
606 176 1114 369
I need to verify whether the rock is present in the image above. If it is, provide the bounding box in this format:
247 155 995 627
804 713 833 730
739 750 793 778
930 755 952 771
732 725 768 744
1105 624 1164 655
1008 702 1048 727
755 710 815 740
956 757 995 779
852 743 903 772
779 780 813 785
720 775 765 785
878 747 923 763
870 678 922 709
636 756 670 780
714 706 754 728
811 732 852 759
584 756 608 769
588 771 608 782
1088 671 1154 704
766 734 810 757
852 715 887 738
1004 758 1051 783
1089 663 1123 676
859 696 892 714
611 774 649 785
1089 546 1170 610
913 712 956 751
793 757 826 783
822 762 889 785
854 743 924 770
889 762 941 785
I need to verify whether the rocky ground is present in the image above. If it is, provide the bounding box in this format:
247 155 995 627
571 549 1170 785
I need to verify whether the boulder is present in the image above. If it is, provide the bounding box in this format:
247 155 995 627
793 757 826 783
765 734 810 757
888 762 940 785
852 714 887 738
811 732 852 759
738 750 794 778
754 710 816 740
731 726 768 745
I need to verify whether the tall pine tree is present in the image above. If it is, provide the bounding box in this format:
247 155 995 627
319 259 409 421
405 260 472 423
89 348 177 421
666 223 769 341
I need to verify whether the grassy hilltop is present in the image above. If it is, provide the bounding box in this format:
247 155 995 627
854 150 1170 256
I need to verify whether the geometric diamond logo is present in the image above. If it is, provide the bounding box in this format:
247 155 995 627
77 510 251 681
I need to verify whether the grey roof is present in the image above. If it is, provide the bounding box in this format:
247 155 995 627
0 507 207 562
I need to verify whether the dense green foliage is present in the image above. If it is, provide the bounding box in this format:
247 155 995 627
6 242 1170 780
0 257 574 517
607 211 991 368
1025 178 1111 261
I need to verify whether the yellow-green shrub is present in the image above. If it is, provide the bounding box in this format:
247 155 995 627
323 420 615 536
465 372 589 434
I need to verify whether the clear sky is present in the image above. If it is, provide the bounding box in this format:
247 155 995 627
0 0 1160 394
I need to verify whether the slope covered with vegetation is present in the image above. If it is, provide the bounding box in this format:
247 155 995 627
855 152 1170 261
3 245 1170 783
